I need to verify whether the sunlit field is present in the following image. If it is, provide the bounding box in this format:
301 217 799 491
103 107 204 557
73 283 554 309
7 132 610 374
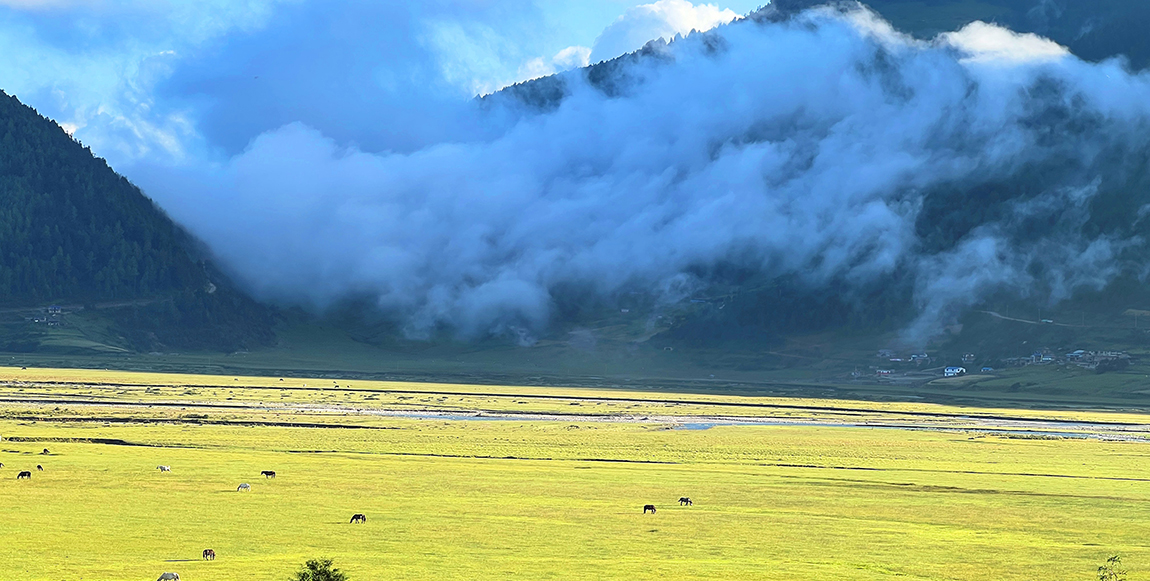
0 368 1147 580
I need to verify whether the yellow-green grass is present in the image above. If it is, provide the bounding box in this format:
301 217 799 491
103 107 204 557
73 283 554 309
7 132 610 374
3 366 1149 428
1 411 1150 580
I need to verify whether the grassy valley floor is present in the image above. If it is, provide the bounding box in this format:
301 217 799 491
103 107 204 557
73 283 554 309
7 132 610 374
0 368 1147 580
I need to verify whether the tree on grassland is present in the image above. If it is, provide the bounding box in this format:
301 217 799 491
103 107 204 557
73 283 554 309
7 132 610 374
1098 555 1126 581
292 558 348 581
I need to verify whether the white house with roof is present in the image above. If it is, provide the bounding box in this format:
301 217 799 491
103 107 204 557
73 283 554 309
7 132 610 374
944 366 966 377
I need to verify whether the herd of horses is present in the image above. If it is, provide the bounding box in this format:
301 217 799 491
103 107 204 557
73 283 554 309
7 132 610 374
11 464 44 479
13 448 689 580
643 497 693 514
12 457 296 575
7 449 60 480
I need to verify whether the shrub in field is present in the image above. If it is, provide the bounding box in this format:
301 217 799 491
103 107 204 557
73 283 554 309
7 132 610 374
292 558 348 581
1098 555 1126 581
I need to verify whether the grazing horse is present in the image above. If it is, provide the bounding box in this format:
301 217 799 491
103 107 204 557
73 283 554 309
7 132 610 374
36 465 43 471
157 573 180 581
643 505 657 514
41 448 49 455
679 497 692 506
350 513 367 523
237 483 251 492
202 549 215 560
16 471 31 479
157 465 171 472
261 470 276 478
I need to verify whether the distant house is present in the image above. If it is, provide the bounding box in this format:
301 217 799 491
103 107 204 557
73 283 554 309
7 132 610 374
877 349 895 359
47 305 61 315
1066 350 1086 360
962 353 976 363
981 366 994 373
876 369 893 376
910 352 929 361
944 366 966 377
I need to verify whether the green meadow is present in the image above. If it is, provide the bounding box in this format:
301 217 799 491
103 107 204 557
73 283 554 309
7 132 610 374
0 368 1147 580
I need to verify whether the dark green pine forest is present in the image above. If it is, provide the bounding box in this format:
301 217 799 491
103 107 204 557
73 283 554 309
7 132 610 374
0 90 274 352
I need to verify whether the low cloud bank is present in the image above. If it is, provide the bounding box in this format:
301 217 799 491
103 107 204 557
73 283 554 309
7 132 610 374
143 6 1150 343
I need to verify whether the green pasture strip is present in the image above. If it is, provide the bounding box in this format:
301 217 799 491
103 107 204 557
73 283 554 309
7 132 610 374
0 419 1147 580
4 417 1150 479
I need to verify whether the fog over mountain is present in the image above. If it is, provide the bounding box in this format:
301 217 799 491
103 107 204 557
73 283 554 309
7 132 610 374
141 4 1150 344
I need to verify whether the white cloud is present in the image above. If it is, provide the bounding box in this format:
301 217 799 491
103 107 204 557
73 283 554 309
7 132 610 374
517 45 591 82
138 7 1145 343
0 0 290 165
590 0 738 63
553 45 592 69
941 21 1069 64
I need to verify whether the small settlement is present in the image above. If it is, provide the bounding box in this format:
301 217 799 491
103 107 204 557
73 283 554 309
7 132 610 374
860 347 1133 382
25 305 65 327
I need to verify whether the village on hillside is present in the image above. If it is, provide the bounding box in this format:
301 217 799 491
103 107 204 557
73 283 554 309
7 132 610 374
857 347 1133 383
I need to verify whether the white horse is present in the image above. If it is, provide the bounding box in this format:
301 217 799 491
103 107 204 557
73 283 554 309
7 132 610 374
156 465 171 472
237 483 251 492
157 573 180 581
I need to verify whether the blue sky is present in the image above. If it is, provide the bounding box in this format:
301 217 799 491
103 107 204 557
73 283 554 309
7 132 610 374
0 0 765 166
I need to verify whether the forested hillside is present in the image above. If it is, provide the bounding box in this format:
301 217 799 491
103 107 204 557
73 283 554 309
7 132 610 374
0 91 206 302
858 0 1150 69
0 91 274 352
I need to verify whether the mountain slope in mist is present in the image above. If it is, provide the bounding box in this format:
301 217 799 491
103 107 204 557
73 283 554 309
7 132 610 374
0 91 274 352
860 0 1150 69
149 2 1150 353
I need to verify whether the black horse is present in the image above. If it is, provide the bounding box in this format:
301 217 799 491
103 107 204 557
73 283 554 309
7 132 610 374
41 448 49 455
16 471 31 479
643 505 657 514
679 497 692 506
36 465 43 471
202 549 216 560
261 470 276 478
350 513 367 523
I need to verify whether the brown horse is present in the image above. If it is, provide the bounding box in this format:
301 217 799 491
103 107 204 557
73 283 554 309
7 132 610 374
202 549 215 560
350 513 367 523
16 471 31 479
643 505 656 514
679 497 692 506
261 470 276 478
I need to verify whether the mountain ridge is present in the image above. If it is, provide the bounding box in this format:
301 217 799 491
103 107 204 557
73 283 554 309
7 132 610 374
0 90 275 352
